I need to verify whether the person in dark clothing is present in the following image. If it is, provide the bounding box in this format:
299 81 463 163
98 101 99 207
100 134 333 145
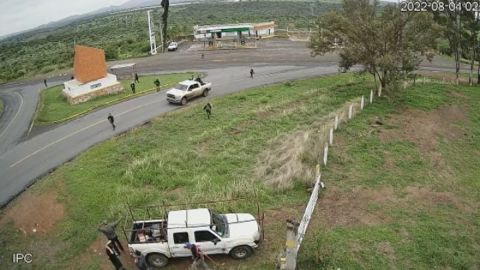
203 103 212 119
135 73 140 83
106 240 125 270
195 76 205 85
98 218 124 254
130 82 136 94
184 243 210 269
107 113 116 131
134 250 149 270
250 68 254 78
44 79 48 87
154 79 161 92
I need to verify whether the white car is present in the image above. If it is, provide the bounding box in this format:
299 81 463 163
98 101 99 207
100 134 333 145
127 208 261 268
167 42 178 51
166 80 212 105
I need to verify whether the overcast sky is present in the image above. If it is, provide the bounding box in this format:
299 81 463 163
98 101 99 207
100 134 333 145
0 0 129 37
0 0 401 37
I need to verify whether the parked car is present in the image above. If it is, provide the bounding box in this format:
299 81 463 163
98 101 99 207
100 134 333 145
127 208 261 268
166 79 212 105
167 42 178 51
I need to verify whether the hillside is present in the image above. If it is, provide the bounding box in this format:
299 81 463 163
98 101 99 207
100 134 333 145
1 73 479 269
0 1 341 83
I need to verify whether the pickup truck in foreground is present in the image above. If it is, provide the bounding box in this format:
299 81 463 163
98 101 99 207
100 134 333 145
127 208 261 268
166 79 212 105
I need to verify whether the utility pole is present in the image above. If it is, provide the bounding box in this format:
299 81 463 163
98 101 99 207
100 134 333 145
147 10 157 55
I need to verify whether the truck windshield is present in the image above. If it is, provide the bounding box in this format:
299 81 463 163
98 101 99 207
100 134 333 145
175 84 188 91
211 213 227 237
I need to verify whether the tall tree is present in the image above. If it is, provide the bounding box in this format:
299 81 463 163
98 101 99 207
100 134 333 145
161 0 170 51
309 0 439 95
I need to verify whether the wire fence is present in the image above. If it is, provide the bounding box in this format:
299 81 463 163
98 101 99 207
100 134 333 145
277 88 377 270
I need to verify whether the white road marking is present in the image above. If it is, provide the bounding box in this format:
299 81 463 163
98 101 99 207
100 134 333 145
10 99 163 168
0 92 24 139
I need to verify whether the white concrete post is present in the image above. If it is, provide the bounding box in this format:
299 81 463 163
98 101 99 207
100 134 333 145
323 143 328 166
361 96 365 110
334 115 339 130
329 128 333 145
279 220 299 270
378 84 382 97
348 104 353 119
370 90 373 104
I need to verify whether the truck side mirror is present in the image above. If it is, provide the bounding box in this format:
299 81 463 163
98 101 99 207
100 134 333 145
212 238 220 245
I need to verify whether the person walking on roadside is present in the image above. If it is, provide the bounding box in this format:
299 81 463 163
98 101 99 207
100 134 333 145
107 113 116 131
135 73 140 83
105 240 125 270
203 103 212 119
43 79 48 87
250 68 254 79
130 81 136 94
154 79 161 92
98 217 124 254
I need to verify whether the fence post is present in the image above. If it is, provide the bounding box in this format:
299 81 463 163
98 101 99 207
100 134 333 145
370 90 373 104
329 128 333 145
361 96 365 110
323 143 328 166
348 104 353 119
279 219 299 270
334 115 339 130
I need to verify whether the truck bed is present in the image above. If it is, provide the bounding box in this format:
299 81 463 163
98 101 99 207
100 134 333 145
129 220 167 244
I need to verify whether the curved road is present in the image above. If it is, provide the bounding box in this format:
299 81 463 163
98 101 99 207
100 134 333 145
0 39 471 207
0 64 340 207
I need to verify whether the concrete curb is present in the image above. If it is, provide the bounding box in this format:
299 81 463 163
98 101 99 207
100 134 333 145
35 83 175 126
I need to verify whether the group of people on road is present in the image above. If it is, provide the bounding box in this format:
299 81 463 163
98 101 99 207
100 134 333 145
105 67 261 130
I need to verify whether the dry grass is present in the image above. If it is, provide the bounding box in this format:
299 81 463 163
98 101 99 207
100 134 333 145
255 96 364 190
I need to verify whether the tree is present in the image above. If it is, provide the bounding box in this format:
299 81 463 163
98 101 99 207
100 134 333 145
161 0 170 51
309 0 439 95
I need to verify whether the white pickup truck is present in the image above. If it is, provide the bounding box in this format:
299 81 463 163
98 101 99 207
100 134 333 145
127 208 261 268
166 79 212 105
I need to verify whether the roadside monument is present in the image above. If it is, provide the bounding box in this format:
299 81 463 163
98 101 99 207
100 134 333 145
63 45 124 104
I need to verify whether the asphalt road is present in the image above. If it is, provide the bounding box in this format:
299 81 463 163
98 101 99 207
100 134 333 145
0 64 340 207
0 38 473 207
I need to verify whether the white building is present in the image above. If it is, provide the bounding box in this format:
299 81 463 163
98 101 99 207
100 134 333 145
193 21 275 41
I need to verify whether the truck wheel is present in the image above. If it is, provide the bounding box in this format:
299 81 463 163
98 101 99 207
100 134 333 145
181 97 187 105
202 89 209 97
147 253 168 268
229 245 253 260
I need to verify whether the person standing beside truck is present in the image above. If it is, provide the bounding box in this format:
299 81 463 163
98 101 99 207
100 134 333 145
106 240 125 270
98 218 124 254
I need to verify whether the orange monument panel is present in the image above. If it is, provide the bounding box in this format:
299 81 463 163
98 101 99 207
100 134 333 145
73 45 107 83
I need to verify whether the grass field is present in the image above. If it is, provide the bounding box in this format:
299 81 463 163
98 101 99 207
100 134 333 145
298 81 480 269
35 73 194 125
1 74 479 269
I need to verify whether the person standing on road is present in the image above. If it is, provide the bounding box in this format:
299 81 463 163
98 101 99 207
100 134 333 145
107 113 116 131
130 81 136 94
43 79 48 87
154 79 161 92
135 73 140 83
105 240 125 270
98 218 124 254
250 68 254 79
203 103 212 119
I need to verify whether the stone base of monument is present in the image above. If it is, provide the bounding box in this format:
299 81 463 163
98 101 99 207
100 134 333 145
63 73 124 105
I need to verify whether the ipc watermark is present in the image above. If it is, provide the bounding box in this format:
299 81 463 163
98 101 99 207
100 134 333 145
12 252 33 264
